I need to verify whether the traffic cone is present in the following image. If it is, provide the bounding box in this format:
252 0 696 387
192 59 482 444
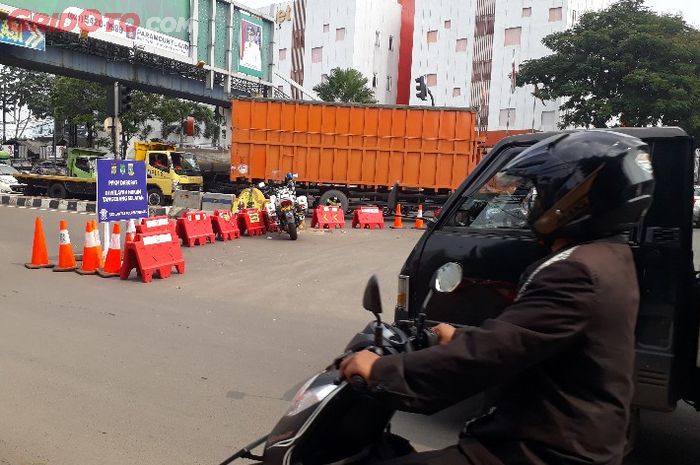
413 204 425 230
390 203 404 229
91 220 104 268
53 219 77 272
76 221 100 275
25 217 54 269
126 219 136 242
98 223 122 278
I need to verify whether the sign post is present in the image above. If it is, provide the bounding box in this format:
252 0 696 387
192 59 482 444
96 159 148 224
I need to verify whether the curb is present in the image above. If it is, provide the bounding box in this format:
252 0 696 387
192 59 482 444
0 194 96 213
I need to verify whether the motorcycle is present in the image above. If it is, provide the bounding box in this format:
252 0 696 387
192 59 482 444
258 174 308 241
218 262 464 465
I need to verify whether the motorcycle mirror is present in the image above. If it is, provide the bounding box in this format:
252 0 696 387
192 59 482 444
362 275 383 317
434 262 463 293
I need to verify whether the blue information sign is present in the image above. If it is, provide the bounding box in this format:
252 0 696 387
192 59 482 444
96 159 148 223
0 18 45 51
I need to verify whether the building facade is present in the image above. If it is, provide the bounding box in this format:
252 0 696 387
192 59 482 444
265 0 402 104
402 0 613 130
268 0 613 130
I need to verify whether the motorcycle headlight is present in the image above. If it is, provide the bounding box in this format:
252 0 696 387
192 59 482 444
285 375 337 417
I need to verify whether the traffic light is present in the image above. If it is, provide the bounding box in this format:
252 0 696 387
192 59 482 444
119 85 133 113
415 76 427 101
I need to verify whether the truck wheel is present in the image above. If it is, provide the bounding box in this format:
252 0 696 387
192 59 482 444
318 190 349 213
48 183 67 199
147 188 164 206
288 222 298 240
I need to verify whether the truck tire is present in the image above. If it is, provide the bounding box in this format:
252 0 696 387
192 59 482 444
48 183 67 199
288 222 298 241
318 189 349 213
147 187 164 206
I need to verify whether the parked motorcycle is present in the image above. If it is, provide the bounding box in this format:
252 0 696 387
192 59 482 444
258 174 308 241
217 262 463 465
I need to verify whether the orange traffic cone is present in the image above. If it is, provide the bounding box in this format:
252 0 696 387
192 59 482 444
76 221 100 275
53 219 78 272
413 204 425 230
91 220 104 268
126 219 136 242
25 217 54 269
390 203 404 229
98 223 122 278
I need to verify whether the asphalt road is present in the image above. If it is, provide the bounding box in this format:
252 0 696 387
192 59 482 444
0 205 699 465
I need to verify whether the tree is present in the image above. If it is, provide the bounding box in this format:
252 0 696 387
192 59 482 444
51 77 107 147
517 0 700 139
0 66 52 141
313 68 377 104
154 96 217 144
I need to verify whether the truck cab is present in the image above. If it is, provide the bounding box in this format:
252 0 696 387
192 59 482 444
394 127 699 414
66 148 107 178
134 142 204 205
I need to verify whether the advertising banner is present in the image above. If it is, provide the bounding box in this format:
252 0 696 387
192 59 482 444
96 159 148 223
238 12 264 78
0 17 45 50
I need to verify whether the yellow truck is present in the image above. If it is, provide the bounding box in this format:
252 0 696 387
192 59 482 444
133 141 204 205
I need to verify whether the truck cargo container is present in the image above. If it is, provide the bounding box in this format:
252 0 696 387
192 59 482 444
230 98 482 212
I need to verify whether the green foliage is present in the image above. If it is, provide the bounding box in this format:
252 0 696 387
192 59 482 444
154 96 217 141
0 65 53 140
517 0 700 138
313 68 377 104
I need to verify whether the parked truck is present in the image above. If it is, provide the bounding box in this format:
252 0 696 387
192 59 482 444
15 143 203 206
228 98 482 212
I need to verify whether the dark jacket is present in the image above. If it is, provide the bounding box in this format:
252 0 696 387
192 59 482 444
370 240 639 465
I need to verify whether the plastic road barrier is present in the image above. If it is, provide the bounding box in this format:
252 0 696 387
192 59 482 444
176 211 216 246
211 210 241 241
352 206 385 229
310 206 345 229
237 208 266 236
120 230 185 283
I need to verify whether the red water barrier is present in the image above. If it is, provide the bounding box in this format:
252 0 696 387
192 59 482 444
237 208 266 236
311 206 345 229
176 211 216 247
138 216 178 243
120 230 185 283
211 210 241 241
352 206 385 229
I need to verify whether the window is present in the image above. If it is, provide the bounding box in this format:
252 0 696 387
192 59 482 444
321 74 329 83
504 27 521 46
522 7 531 17
426 74 437 87
541 111 556 129
372 73 378 88
427 30 438 44
311 46 323 63
444 20 451 29
388 35 394 51
323 23 329 32
453 87 461 97
456 38 468 52
572 10 578 22
375 31 381 47
386 75 393 91
499 108 516 127
446 172 536 230
336 27 345 41
278 48 287 61
549 7 563 22
277 85 284 92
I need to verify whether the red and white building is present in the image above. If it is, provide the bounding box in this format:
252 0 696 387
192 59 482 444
267 0 613 131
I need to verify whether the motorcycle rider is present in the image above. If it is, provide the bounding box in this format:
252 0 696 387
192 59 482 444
341 131 655 465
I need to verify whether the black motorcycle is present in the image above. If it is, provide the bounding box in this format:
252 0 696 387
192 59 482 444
218 262 464 465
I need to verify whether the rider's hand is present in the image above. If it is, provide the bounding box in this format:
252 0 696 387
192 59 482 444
339 350 380 382
432 323 457 345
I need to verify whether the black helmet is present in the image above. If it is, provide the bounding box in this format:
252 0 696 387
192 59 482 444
495 131 655 240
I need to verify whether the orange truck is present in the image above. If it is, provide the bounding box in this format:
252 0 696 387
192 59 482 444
230 98 482 212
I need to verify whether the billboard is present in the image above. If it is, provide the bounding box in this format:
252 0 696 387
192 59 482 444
0 0 190 40
239 13 264 77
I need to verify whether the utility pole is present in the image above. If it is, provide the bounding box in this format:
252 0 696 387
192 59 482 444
112 82 119 160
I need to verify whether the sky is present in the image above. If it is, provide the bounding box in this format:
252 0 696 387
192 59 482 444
238 0 700 28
